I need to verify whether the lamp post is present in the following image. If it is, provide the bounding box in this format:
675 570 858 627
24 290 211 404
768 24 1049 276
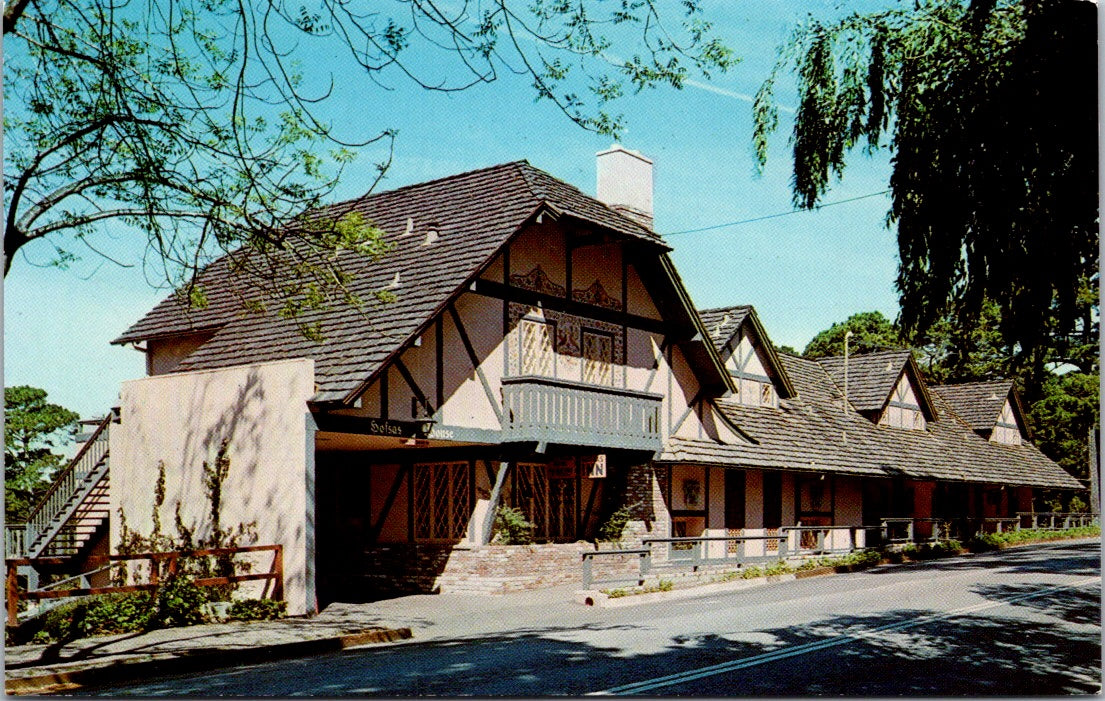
843 330 854 418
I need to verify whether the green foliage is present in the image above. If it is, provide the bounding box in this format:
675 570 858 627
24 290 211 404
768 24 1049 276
755 0 1098 365
967 525 1100 552
4 386 80 521
227 598 287 622
4 0 732 315
147 576 209 630
603 579 675 598
597 503 638 544
22 592 153 644
802 311 906 359
901 540 965 560
1029 372 1099 480
491 506 535 545
913 299 1012 385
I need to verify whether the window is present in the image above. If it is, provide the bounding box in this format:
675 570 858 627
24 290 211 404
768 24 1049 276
413 462 471 541
581 329 614 385
760 383 776 407
518 319 554 377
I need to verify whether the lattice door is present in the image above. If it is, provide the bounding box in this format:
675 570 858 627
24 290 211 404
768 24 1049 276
514 464 549 540
413 463 470 541
582 331 613 385
548 476 577 542
519 320 554 376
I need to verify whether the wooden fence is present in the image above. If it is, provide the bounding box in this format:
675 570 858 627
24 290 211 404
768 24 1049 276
5 544 283 627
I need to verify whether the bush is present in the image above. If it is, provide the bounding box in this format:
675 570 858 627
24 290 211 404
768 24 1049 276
967 525 1100 552
147 576 209 630
227 598 286 621
492 506 534 545
23 592 154 644
597 503 639 544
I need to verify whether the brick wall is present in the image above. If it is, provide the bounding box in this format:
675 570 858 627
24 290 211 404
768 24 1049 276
357 542 640 594
621 463 671 548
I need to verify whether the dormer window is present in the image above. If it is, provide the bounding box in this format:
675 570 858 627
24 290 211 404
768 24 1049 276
880 374 927 430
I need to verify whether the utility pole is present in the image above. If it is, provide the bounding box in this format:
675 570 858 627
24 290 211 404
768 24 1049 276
1089 427 1099 515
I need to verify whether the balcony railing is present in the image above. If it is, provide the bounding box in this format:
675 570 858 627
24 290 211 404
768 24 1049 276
501 376 662 451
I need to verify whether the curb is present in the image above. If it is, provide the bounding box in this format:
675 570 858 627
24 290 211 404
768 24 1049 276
5 626 412 695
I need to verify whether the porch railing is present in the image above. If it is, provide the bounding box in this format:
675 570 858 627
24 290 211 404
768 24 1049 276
6 544 284 626
1016 512 1099 531
5 526 26 560
501 376 662 451
581 527 865 589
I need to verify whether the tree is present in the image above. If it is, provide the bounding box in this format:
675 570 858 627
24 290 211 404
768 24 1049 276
913 298 1012 385
1029 372 1099 482
4 386 80 521
5 0 734 327
802 311 905 359
753 0 1098 369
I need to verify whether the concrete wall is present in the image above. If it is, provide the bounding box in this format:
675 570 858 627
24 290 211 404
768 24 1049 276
110 358 317 616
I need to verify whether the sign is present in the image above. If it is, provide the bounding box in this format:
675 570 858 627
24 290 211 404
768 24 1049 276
315 413 434 439
588 454 607 479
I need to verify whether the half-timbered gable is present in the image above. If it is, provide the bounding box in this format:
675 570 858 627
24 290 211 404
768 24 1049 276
933 380 1029 446
816 350 935 429
698 305 795 408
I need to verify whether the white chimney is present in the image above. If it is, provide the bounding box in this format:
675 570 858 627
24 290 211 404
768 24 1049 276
596 144 654 229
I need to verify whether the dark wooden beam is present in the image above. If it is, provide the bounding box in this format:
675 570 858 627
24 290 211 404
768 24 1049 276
447 303 504 425
393 356 433 418
367 465 408 543
470 278 670 336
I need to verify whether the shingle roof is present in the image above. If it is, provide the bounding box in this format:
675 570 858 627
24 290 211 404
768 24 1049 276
931 380 1015 434
112 161 667 403
815 349 914 412
698 305 752 344
661 354 1080 489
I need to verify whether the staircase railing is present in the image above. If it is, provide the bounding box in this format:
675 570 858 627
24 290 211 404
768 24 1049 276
23 411 114 558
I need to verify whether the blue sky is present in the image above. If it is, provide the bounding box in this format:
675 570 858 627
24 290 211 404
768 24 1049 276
3 0 901 419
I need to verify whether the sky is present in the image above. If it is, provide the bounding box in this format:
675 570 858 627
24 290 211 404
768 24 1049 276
3 0 903 420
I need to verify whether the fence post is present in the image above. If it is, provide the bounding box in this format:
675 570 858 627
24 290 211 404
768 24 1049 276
582 554 593 589
272 545 285 601
7 563 19 627
907 520 915 543
642 548 652 578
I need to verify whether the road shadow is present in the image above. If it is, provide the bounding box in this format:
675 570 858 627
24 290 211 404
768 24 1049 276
86 584 1101 696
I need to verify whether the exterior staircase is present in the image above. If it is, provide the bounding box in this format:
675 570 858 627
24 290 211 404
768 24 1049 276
13 411 114 561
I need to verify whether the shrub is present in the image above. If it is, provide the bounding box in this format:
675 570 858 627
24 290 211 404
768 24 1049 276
147 576 209 630
597 503 639 544
227 598 287 621
23 592 154 644
492 506 534 545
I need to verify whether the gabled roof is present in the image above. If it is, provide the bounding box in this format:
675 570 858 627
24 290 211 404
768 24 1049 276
661 354 1080 489
112 161 725 404
932 379 1030 439
817 349 935 419
698 304 796 399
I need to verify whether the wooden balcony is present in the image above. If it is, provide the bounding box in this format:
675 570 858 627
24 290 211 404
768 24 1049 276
501 376 662 451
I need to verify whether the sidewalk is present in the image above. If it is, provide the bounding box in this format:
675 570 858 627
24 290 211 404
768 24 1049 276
3 583 583 695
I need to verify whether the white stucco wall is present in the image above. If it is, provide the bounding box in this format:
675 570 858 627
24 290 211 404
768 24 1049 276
110 358 317 615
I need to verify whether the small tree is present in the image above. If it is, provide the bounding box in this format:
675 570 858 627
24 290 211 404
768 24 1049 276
4 386 79 521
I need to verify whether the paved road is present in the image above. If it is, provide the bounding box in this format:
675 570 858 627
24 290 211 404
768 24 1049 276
90 541 1101 696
